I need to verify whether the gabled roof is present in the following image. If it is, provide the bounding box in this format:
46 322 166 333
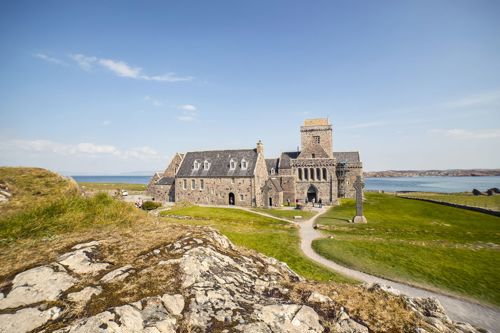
176 149 258 178
279 151 300 169
333 152 360 163
265 158 280 174
157 176 175 185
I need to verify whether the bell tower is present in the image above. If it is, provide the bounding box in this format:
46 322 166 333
300 118 333 158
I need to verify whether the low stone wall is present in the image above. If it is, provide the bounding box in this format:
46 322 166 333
398 196 500 217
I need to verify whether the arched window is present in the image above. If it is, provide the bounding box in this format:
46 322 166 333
241 158 248 170
229 159 236 170
298 168 302 180
316 168 321 180
304 168 309 180
191 179 196 190
204 160 210 170
322 168 327 180
310 168 315 180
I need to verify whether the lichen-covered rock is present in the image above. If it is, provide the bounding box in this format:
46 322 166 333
0 306 61 333
67 286 102 304
0 265 75 310
100 265 134 283
57 242 110 275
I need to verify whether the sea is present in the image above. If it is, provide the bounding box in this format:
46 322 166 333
71 175 500 193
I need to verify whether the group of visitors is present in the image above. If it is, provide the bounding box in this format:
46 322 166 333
289 197 323 208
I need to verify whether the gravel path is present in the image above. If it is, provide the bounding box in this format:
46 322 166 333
299 207 500 333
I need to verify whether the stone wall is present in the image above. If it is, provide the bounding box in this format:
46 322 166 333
336 163 363 198
163 153 184 178
292 158 337 204
149 184 174 202
175 177 254 206
300 124 333 158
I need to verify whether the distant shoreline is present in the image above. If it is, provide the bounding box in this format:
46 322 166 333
364 169 500 178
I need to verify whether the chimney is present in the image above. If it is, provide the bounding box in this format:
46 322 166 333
256 140 264 155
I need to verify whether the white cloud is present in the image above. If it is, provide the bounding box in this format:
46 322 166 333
33 53 67 66
4 139 162 160
429 128 500 140
98 58 142 78
102 120 111 126
67 53 193 82
69 54 97 71
177 104 198 121
178 104 197 112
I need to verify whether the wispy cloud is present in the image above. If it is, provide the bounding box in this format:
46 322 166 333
102 120 111 126
341 121 387 129
439 90 500 110
144 96 164 107
68 53 193 82
4 139 162 160
177 104 198 121
69 54 97 71
429 128 500 140
33 53 67 66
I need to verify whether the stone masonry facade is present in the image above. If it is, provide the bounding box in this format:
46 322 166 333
147 119 363 207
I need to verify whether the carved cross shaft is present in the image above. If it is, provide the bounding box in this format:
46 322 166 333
353 176 364 216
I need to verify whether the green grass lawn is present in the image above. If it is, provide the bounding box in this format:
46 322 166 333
252 207 316 221
313 193 500 306
160 206 353 283
77 182 147 192
398 191 500 211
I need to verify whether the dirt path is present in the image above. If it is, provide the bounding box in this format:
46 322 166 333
298 207 500 333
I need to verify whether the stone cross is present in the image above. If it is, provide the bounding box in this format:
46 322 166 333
353 176 367 223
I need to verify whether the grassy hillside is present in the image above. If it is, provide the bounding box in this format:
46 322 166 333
398 191 500 211
0 167 147 243
160 206 354 283
78 182 146 192
313 192 500 306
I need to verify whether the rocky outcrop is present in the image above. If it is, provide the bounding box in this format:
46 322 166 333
0 228 487 333
0 183 11 204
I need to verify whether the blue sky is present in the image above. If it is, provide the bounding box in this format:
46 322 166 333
0 0 499 174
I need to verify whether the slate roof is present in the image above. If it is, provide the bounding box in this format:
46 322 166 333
265 158 280 174
279 152 300 169
333 152 360 163
176 149 258 178
157 176 175 185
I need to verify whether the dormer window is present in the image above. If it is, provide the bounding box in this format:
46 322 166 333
193 160 201 170
230 158 236 170
203 160 210 170
241 158 248 170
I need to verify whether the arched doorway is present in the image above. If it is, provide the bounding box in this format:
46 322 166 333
269 197 273 207
307 185 318 203
228 192 235 205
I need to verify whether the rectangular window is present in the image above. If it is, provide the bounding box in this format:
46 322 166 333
240 194 244 201
313 136 320 144
200 179 204 190
231 178 235 184
182 179 187 190
191 179 196 190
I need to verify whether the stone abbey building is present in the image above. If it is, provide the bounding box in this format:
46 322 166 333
147 119 363 207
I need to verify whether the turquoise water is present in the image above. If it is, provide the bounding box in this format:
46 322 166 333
72 175 500 193
72 175 151 184
365 176 500 193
